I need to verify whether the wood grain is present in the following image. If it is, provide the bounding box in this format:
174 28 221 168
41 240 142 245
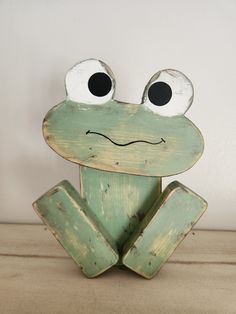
33 180 118 277
0 225 235 314
43 100 204 176
1 225 235 263
80 166 161 253
122 181 207 278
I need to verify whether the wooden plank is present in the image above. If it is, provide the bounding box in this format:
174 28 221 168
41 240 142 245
0 224 236 313
80 166 161 252
122 181 207 278
0 256 235 314
33 180 118 277
0 224 68 258
1 225 236 264
43 99 204 177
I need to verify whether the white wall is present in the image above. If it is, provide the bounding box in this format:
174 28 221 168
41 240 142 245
0 0 235 229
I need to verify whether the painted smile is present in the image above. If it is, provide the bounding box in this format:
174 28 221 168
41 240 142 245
86 130 165 147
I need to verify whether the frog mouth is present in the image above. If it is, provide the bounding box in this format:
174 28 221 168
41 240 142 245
86 130 165 147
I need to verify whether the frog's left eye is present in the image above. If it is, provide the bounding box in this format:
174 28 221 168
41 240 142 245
142 69 193 117
65 59 115 105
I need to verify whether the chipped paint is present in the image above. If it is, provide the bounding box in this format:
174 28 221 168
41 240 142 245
33 59 207 279
122 181 207 278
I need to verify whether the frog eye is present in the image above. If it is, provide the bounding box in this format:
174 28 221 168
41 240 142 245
142 69 193 117
65 59 115 105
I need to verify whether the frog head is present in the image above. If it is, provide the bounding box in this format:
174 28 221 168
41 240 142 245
43 59 204 177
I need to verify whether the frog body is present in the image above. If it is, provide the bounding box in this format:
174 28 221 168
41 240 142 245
80 166 161 254
34 59 207 278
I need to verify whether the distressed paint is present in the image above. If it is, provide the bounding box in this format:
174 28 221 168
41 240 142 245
65 59 115 105
33 180 118 277
80 166 161 253
142 69 193 117
43 100 204 177
122 181 207 279
33 58 207 279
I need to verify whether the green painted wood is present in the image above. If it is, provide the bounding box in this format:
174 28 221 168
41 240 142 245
43 100 204 177
33 180 119 278
80 166 161 253
122 181 207 279
33 59 207 279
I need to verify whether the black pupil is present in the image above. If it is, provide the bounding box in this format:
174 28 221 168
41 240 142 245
88 72 112 97
148 81 172 106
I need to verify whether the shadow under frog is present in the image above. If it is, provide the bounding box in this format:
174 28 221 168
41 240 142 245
33 59 207 279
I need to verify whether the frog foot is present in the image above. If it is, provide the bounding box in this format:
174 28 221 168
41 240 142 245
33 180 119 278
122 181 207 279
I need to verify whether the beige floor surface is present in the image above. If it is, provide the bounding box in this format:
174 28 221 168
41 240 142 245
0 224 236 314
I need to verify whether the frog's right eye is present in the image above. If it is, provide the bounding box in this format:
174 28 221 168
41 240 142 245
142 69 193 117
65 59 115 105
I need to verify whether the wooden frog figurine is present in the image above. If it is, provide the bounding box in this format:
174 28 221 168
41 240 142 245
33 59 207 279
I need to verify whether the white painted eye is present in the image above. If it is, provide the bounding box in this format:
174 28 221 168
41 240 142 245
142 69 194 117
65 59 115 104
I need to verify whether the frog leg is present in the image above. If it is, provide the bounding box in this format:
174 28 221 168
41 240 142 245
122 181 207 279
33 180 119 278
